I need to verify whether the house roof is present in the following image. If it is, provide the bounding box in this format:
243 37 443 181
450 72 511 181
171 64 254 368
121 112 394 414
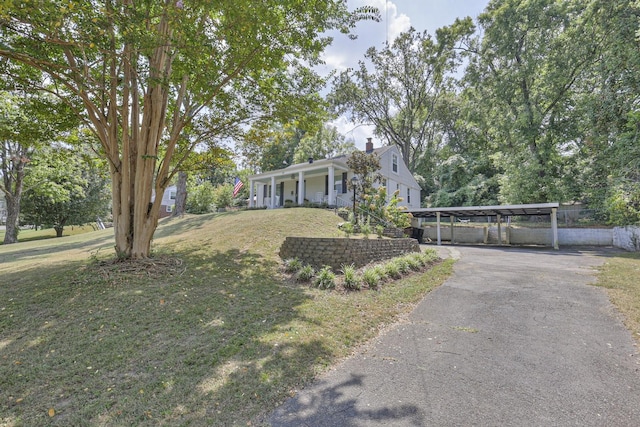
248 146 396 183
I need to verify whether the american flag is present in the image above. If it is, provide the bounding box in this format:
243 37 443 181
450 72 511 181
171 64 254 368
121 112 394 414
233 177 244 197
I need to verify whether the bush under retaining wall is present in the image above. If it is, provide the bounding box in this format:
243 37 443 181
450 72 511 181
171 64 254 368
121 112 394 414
279 237 420 270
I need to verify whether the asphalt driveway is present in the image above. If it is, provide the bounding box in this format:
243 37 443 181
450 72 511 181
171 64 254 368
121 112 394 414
269 246 640 426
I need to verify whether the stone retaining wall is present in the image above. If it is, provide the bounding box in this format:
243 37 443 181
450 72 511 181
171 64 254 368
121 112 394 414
279 237 420 270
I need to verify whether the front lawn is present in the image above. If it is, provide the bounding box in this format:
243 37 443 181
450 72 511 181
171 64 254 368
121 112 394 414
594 251 640 344
0 209 453 426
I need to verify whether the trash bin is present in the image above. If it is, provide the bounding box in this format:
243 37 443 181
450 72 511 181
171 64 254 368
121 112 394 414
411 227 424 244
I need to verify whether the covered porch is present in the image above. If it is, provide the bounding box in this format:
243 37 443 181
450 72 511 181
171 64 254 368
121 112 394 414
247 158 352 209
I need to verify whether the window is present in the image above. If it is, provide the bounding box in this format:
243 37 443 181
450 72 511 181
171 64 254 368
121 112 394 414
166 204 173 213
407 188 411 204
392 153 398 173
170 190 176 200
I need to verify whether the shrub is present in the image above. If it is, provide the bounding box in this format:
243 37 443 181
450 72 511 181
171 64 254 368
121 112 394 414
387 190 412 228
186 181 216 214
421 249 438 264
296 265 315 282
341 264 361 290
606 183 640 226
314 266 336 290
359 218 372 239
341 221 354 238
384 261 401 279
212 183 234 209
284 258 303 273
372 264 387 280
375 224 385 238
362 268 381 289
405 253 423 271
395 257 411 274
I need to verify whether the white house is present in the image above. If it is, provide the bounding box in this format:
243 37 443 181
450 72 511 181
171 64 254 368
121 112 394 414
0 193 7 224
247 139 421 209
151 185 177 218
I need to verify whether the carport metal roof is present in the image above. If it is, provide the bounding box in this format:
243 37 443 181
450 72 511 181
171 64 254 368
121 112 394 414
407 202 560 250
407 202 559 219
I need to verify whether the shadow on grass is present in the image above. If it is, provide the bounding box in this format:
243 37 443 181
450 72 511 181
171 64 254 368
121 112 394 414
0 245 352 426
152 213 221 239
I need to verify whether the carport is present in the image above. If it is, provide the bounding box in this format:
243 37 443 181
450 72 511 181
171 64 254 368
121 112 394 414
407 202 560 250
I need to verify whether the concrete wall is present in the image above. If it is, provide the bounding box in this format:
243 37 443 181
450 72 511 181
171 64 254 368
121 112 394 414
419 224 640 252
613 226 640 251
422 226 487 244
422 225 626 248
508 228 613 246
279 237 420 270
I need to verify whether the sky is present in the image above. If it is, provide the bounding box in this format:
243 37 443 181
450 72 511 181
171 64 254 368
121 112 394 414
322 0 490 149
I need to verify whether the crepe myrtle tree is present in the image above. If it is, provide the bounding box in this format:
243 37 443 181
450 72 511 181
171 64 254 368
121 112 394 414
0 0 379 258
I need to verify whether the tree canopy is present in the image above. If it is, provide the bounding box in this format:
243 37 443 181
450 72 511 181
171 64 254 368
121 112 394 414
0 1 379 257
330 0 640 225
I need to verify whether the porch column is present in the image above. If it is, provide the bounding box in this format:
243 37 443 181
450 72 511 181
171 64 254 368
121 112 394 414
436 211 442 246
551 208 559 250
270 176 276 209
327 165 335 206
248 180 255 208
257 184 264 207
297 171 304 205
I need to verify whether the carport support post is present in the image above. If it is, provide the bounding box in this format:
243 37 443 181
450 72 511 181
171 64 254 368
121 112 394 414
497 214 502 245
450 215 455 244
436 211 442 246
551 207 559 250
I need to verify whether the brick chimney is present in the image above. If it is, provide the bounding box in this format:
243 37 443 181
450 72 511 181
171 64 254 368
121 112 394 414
365 137 374 153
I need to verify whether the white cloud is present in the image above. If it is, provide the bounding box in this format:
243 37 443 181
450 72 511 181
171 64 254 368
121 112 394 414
330 116 377 150
319 0 412 76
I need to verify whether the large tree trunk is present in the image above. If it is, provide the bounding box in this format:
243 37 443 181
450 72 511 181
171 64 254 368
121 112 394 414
101 7 176 260
2 150 27 245
3 194 20 244
173 171 187 217
54 221 65 237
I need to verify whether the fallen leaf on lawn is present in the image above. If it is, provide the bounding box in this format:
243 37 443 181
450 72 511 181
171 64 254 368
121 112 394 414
48 408 55 417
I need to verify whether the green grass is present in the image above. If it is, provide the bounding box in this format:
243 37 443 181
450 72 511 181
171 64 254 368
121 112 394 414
0 224 99 244
594 252 640 344
0 209 453 426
